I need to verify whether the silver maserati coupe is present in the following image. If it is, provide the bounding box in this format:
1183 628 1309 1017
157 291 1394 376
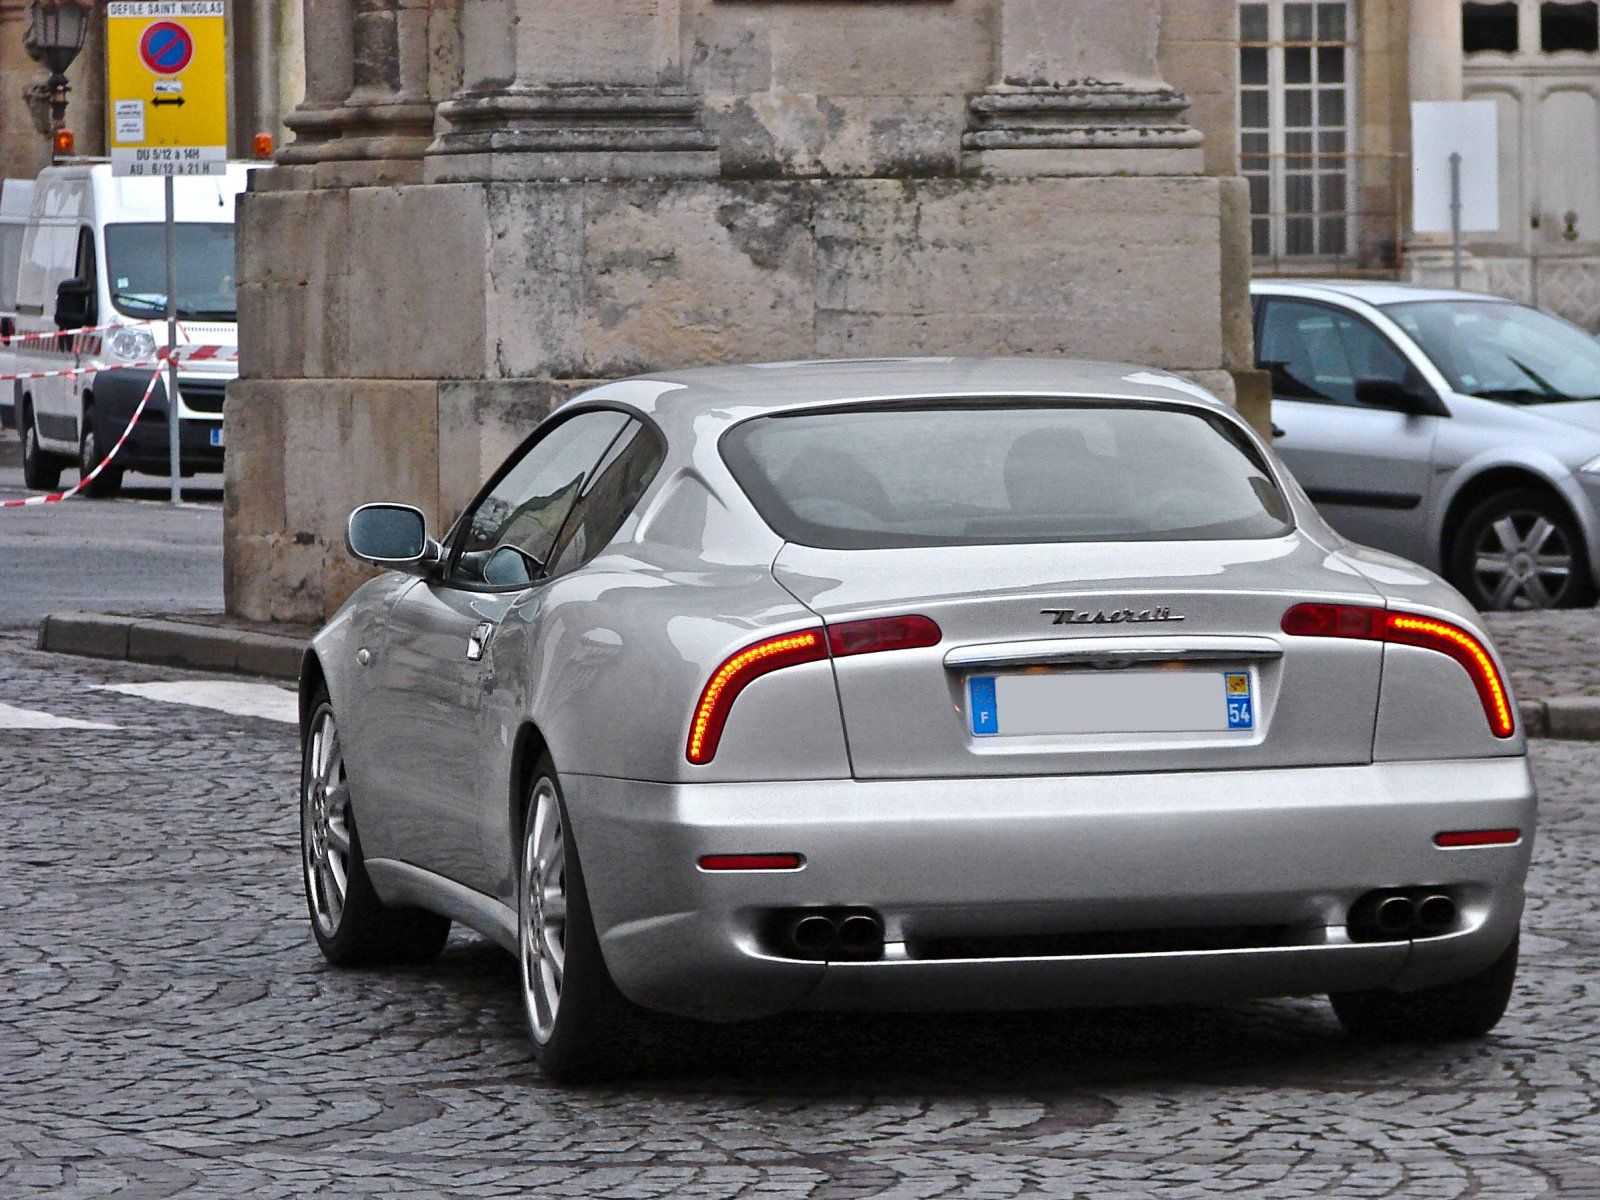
299 357 1534 1080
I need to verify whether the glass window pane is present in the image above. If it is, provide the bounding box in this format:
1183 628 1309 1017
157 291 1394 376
1318 172 1348 211
1286 129 1313 157
1318 88 1346 125
1242 131 1270 155
1318 129 1347 153
547 421 666 577
1320 217 1348 256
721 406 1293 549
1286 216 1315 254
1242 89 1269 128
1285 90 1313 126
1252 216 1272 257
1286 173 1314 213
1241 45 1268 84
1240 3 1269 41
1284 3 1315 41
453 410 631 585
1285 46 1312 83
1249 174 1272 213
1259 299 1351 399
1541 1 1599 52
1317 2 1346 41
1464 2 1519 52
1317 45 1346 82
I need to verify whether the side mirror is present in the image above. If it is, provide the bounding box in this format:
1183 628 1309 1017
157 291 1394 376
346 503 442 574
1354 376 1446 417
54 278 92 331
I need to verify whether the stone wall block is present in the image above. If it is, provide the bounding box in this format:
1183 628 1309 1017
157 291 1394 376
223 380 287 541
765 2 989 96
345 184 489 378
485 185 589 378
714 93 964 179
281 381 357 537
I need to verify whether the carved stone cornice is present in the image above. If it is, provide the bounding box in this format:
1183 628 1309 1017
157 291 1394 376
964 82 1204 176
277 100 434 165
427 84 718 180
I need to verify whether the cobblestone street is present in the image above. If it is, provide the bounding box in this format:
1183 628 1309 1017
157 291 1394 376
4 633 1599 1199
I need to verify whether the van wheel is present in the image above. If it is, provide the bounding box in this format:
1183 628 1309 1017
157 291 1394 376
21 401 63 491
78 408 124 498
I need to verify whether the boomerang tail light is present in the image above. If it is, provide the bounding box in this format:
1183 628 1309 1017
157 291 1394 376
687 629 827 765
1281 603 1514 738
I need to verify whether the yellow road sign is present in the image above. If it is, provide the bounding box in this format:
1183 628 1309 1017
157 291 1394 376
106 1 228 176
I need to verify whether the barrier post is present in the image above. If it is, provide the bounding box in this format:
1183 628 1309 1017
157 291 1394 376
165 175 181 505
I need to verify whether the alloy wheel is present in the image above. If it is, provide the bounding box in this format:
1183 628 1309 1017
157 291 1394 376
1472 510 1574 610
301 706 353 937
520 778 568 1043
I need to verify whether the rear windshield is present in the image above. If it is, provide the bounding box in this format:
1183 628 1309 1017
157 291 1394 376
720 402 1293 550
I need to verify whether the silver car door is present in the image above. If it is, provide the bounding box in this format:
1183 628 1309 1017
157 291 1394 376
1261 296 1440 563
361 408 632 892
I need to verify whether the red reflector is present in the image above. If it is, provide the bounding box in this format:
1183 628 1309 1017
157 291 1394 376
686 628 826 765
698 853 806 871
827 614 942 657
1434 828 1521 848
1280 603 1515 738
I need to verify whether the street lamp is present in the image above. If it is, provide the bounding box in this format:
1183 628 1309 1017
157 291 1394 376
24 0 93 134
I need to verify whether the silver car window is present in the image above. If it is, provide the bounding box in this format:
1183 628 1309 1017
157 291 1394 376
721 402 1292 550
1258 298 1411 405
546 420 665 577
1385 299 1600 404
450 409 630 587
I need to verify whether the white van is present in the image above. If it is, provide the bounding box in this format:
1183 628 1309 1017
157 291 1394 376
0 177 35 429
8 162 250 496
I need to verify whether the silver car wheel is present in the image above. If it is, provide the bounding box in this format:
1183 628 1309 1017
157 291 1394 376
520 778 568 1044
1473 511 1573 610
301 706 352 938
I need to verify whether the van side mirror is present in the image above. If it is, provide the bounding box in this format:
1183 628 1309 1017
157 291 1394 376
54 278 92 331
346 503 442 574
1354 376 1447 417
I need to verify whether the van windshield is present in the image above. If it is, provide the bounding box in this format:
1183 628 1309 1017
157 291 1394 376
103 222 236 321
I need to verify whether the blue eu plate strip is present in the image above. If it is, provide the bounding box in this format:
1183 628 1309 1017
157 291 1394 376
969 675 998 736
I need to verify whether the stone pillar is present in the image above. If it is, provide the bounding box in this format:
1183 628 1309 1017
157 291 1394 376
965 0 1204 177
278 0 434 180
428 0 716 180
1404 0 1469 281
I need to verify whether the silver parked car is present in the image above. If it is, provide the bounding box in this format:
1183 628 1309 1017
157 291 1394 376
1253 279 1600 611
301 357 1533 1080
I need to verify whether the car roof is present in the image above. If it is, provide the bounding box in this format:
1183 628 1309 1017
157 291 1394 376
1249 277 1511 307
568 356 1233 429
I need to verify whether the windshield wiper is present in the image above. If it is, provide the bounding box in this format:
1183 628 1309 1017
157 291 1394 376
174 308 237 320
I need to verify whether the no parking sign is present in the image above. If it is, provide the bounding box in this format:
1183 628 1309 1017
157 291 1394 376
106 1 228 177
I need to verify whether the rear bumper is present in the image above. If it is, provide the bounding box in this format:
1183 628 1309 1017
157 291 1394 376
92 369 223 474
563 757 1535 1021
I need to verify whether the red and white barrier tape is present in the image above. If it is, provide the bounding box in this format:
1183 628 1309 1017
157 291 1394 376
0 322 118 346
0 346 235 382
2 366 165 507
0 357 162 382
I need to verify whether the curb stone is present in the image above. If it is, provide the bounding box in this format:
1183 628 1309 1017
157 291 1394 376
38 612 305 681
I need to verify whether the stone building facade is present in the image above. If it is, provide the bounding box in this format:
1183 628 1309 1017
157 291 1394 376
229 0 1257 623
1240 0 1600 330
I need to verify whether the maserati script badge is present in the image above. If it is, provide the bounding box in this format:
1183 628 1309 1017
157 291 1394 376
1042 606 1186 625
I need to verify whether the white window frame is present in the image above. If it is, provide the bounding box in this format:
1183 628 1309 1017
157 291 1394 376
1239 0 1359 263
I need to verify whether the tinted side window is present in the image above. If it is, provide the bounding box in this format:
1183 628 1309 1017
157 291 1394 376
450 410 630 587
1258 299 1410 405
546 421 665 577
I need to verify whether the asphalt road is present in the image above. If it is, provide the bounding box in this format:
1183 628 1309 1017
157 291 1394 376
2 637 1597 1198
0 429 223 631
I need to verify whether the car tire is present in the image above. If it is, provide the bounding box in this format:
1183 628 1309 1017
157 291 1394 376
1449 488 1597 611
300 691 451 966
519 757 661 1081
78 407 124 499
1329 936 1518 1041
20 400 63 491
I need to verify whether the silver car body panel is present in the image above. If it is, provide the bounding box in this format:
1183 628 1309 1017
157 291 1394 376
306 356 1534 1020
1253 279 1600 586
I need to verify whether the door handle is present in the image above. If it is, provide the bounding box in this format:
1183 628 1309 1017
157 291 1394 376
466 621 495 662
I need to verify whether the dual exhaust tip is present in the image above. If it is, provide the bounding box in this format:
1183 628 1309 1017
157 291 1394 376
1349 889 1458 941
782 909 885 961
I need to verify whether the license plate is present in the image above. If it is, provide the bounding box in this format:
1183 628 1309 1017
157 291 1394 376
968 669 1255 737
209 426 224 447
